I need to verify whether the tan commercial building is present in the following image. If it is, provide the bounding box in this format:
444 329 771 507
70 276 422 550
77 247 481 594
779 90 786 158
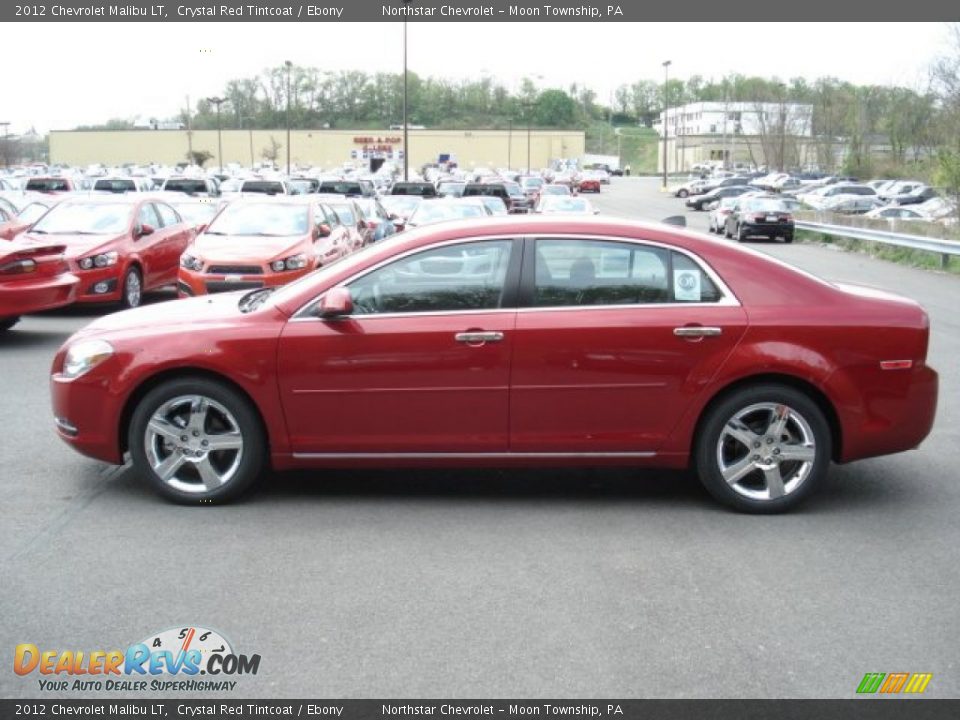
49 128 586 171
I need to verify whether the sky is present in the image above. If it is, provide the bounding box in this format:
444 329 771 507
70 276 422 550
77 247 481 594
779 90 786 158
2 22 951 134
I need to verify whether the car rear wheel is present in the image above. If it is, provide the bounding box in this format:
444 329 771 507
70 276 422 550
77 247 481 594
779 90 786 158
678 189 689 198
724 224 732 239
121 266 142 309
129 377 265 504
0 316 21 332
784 233 794 243
695 384 831 513
737 224 748 242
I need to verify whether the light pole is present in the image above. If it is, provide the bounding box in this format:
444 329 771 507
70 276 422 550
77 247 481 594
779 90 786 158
522 102 534 174
661 60 671 188
242 116 255 167
285 60 293 175
206 97 225 173
402 21 409 181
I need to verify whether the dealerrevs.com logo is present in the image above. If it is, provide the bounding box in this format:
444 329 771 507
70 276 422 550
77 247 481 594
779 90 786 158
14 626 261 692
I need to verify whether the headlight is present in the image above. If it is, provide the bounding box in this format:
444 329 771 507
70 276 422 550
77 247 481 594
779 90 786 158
78 252 118 270
271 254 307 272
180 253 203 271
62 340 114 380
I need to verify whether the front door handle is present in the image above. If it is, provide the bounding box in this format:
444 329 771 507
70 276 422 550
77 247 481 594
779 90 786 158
673 326 723 338
455 331 504 345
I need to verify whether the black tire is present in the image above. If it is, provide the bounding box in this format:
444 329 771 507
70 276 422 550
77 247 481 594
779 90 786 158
724 223 732 239
120 266 143 309
129 377 266 505
784 233 794 244
694 384 832 513
0 316 21 332
737 224 748 242
677 189 689 198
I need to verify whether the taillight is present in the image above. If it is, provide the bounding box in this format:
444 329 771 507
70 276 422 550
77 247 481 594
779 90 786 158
784 214 793 222
0 258 37 275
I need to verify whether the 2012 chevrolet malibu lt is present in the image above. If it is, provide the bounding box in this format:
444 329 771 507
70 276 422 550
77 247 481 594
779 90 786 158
50 217 938 512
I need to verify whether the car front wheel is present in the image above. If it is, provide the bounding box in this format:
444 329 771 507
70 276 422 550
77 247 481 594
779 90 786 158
678 189 689 198
695 384 831 513
129 377 266 504
121 266 142 309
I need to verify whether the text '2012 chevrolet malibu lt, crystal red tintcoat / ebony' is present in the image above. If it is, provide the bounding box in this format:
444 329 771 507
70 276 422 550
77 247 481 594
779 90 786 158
50 216 938 513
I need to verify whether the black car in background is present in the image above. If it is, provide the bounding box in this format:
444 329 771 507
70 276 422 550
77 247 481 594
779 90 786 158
724 196 795 243
686 185 752 211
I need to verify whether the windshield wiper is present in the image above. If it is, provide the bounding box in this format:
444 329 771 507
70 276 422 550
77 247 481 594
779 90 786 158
203 230 227 235
238 287 277 313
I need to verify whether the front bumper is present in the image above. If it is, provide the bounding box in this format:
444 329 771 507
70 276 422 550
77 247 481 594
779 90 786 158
741 222 794 237
51 364 125 464
0 273 79 317
72 266 123 303
178 266 312 297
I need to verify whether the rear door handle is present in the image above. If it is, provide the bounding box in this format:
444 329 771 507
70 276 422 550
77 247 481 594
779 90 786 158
673 326 723 338
455 331 504 345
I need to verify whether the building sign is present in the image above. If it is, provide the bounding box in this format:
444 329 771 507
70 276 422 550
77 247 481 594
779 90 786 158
353 136 403 154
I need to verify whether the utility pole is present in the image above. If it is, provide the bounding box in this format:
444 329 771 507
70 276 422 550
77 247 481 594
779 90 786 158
661 60 671 188
285 60 293 175
402 21 409 181
184 96 193 159
206 97 225 173
242 116 255 167
0 122 9 167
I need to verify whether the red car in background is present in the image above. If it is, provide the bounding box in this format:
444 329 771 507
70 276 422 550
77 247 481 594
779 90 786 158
18 196 195 308
1 239 79 332
177 198 354 297
578 172 602 193
51 216 937 513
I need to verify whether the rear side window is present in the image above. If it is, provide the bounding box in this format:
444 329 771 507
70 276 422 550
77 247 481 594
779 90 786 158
532 239 722 307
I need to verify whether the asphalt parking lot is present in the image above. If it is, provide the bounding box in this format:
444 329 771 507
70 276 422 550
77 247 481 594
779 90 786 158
1 177 958 699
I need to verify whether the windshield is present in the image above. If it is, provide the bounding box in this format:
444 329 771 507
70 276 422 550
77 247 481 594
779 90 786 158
410 202 485 225
94 179 136 193
18 203 52 225
541 197 589 212
164 178 208 194
205 203 308 236
318 181 362 195
170 202 221 225
744 199 788 212
26 178 71 192
31 202 132 234
241 181 286 195
521 178 544 189
381 196 421 215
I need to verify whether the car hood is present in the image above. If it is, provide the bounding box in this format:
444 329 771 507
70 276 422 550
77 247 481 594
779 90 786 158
193 233 306 262
18 232 122 258
72 291 271 339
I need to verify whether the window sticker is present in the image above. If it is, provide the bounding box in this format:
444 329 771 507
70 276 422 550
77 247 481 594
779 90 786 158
674 269 701 301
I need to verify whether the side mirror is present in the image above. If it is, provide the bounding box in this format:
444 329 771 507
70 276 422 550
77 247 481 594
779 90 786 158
137 223 155 237
318 287 353 319
315 223 332 238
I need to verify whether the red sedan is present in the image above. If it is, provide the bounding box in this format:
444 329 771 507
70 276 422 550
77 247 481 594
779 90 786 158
177 198 355 297
50 216 937 512
1 239 79 332
19 196 195 308
578 173 602 193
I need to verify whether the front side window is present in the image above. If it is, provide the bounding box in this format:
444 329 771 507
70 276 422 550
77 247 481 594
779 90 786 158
155 203 181 227
533 239 722 306
348 240 514 315
138 204 161 228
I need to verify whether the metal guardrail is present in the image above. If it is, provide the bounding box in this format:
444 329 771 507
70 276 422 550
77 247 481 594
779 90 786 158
795 221 960 269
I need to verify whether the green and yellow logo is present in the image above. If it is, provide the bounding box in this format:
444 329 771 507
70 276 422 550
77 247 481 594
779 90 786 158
857 672 933 695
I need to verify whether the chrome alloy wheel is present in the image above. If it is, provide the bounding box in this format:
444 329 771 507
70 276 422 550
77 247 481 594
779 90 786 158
125 269 142 307
716 402 817 502
144 395 244 493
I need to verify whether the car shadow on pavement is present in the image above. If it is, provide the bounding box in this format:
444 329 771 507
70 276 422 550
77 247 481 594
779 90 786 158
0 327 72 348
257 467 708 507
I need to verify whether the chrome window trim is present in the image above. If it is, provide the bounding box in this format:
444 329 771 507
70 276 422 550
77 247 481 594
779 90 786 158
291 232 741 320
